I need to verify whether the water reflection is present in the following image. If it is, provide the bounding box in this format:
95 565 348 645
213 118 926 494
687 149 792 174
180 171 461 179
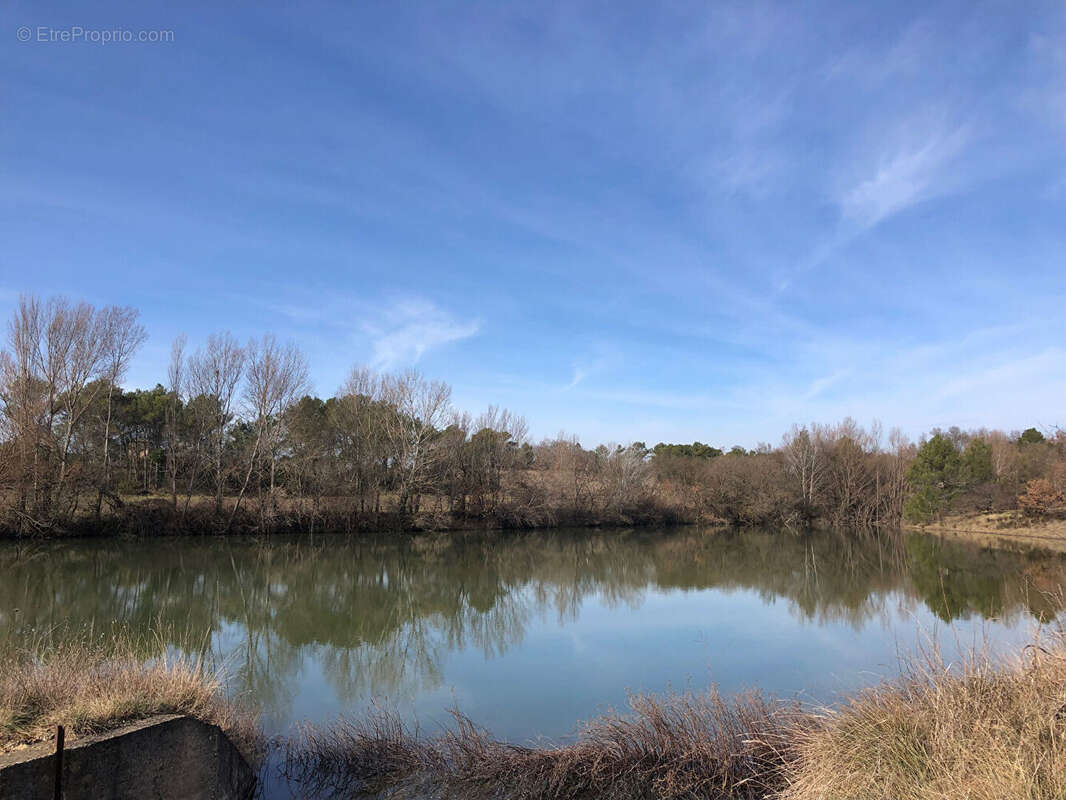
0 528 1063 736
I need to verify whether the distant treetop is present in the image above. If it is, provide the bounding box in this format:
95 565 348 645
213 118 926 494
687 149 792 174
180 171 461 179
1018 427 1046 445
652 441 723 459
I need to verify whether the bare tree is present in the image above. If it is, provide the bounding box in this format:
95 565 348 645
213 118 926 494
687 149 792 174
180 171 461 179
47 299 109 511
601 443 650 514
783 424 825 516
885 427 911 523
988 430 1018 481
187 333 245 516
95 306 147 517
1 304 29 515
338 367 389 515
380 369 452 514
0 297 146 524
164 334 188 511
228 335 308 530
467 405 528 512
824 418 876 525
0 297 48 527
439 409 472 513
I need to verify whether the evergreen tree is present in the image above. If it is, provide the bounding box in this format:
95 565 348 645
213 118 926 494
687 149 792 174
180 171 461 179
905 434 962 522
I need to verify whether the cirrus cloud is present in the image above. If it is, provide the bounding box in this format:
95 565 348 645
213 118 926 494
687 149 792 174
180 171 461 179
365 298 481 368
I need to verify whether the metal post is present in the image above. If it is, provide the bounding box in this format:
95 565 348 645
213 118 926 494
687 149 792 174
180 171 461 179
54 724 64 800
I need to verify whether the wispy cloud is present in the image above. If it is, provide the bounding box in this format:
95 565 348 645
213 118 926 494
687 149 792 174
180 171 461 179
801 369 850 401
566 366 589 389
1022 32 1066 132
256 292 481 377
364 299 480 368
778 116 973 290
563 349 619 390
824 18 936 87
840 123 969 230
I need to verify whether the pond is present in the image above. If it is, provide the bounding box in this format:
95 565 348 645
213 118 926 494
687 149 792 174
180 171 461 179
1 527 1063 797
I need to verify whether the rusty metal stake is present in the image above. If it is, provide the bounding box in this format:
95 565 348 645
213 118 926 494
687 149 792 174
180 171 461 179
54 724 64 800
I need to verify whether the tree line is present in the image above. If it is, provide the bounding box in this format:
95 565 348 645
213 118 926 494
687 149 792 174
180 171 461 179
0 294 1062 536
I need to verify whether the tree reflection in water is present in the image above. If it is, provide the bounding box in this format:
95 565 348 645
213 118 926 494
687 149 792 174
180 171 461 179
0 528 1062 730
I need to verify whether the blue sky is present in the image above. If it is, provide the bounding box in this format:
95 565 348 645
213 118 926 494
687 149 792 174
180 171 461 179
2 0 1064 447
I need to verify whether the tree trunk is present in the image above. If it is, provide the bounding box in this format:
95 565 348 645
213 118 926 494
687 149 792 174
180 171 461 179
226 426 263 534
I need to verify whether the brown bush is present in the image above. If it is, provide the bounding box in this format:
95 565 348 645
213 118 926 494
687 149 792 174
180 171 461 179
1018 478 1064 515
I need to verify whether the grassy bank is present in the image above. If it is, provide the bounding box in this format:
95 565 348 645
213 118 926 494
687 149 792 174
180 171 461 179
909 511 1066 553
285 630 1066 800
0 634 262 764
783 636 1066 800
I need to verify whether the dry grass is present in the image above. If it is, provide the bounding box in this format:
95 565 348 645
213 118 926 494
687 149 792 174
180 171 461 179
782 631 1066 800
285 689 799 799
0 633 263 764
285 631 1066 800
911 512 1066 553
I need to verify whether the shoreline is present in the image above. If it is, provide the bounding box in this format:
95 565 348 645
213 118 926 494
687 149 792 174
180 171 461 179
0 510 702 541
0 496 709 540
9 502 1066 557
906 512 1066 554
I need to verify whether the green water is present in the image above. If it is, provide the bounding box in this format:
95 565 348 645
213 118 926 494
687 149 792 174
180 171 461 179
1 527 1062 796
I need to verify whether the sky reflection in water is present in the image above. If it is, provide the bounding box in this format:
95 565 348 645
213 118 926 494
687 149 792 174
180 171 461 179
1 527 1061 749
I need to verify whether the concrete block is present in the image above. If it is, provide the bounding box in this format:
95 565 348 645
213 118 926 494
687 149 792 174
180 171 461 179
0 715 256 800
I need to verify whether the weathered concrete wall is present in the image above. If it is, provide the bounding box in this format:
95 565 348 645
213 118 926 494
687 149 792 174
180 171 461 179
0 714 256 800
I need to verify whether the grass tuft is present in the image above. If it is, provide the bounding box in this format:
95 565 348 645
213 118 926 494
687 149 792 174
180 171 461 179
285 689 799 799
782 629 1066 800
0 632 263 765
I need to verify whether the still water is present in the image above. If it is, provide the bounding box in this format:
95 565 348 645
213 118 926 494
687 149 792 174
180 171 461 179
1 527 1063 794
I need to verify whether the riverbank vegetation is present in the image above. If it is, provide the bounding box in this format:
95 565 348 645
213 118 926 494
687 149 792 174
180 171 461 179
284 630 1066 800
782 634 1066 800
1 294 1063 538
285 690 797 799
0 633 262 762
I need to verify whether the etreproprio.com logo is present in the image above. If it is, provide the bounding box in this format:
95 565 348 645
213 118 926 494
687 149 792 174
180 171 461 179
16 25 175 44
